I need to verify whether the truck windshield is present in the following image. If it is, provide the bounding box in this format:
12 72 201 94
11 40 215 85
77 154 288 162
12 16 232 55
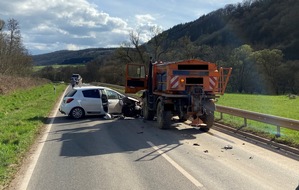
127 64 146 78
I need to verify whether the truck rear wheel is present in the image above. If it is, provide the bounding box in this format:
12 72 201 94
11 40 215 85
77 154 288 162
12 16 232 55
143 97 155 120
200 111 214 132
156 101 172 129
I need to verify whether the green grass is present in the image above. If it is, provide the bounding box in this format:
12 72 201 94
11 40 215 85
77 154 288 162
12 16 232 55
33 64 85 71
0 83 66 188
215 94 299 148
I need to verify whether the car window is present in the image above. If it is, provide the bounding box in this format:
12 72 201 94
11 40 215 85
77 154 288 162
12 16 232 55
82 89 100 98
106 89 121 99
65 89 77 97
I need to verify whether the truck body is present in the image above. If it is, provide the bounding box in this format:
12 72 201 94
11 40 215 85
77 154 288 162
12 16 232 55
125 58 232 131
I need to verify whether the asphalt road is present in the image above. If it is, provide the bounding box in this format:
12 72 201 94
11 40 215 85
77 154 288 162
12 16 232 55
12 107 299 189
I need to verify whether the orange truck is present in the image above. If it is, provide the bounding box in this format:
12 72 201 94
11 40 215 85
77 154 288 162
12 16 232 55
125 58 232 131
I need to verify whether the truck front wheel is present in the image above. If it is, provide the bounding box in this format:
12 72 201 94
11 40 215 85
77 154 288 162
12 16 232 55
156 101 172 129
143 97 155 120
200 111 214 132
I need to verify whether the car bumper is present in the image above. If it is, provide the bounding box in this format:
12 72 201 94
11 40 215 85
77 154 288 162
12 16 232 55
59 108 66 115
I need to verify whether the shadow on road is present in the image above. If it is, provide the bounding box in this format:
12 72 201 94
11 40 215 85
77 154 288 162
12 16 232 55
47 116 204 158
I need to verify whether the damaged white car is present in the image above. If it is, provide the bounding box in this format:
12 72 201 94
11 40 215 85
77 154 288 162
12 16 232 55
59 86 141 119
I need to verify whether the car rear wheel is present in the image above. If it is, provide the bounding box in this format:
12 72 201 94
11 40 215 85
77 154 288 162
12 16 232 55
70 107 85 119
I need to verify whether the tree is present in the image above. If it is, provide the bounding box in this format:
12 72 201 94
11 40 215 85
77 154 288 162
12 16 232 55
252 49 283 94
116 26 168 64
115 29 146 65
0 19 4 31
147 26 168 61
0 18 33 76
129 30 146 64
175 36 198 59
228 44 255 93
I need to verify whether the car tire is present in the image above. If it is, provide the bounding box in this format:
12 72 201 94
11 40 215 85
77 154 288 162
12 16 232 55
70 107 85 119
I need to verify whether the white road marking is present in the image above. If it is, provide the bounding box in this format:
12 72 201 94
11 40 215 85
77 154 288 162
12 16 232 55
146 141 204 188
19 87 67 190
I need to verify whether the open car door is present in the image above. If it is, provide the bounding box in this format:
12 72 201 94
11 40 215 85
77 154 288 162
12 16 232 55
125 64 147 93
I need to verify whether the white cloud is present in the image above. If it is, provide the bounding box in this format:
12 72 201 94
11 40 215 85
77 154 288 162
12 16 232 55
66 44 80 51
135 14 155 25
0 0 241 55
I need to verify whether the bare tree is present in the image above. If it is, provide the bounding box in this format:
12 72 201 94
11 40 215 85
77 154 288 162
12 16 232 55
0 19 4 31
148 26 168 60
116 26 168 64
115 41 135 63
0 18 32 76
129 30 146 64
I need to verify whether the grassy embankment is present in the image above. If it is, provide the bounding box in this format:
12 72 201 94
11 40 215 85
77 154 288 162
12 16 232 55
33 64 85 71
215 94 299 148
0 83 66 188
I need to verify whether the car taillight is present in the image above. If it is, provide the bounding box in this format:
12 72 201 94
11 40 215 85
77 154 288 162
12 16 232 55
66 98 74 103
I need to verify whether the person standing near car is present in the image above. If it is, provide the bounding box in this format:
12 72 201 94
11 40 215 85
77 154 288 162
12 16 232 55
100 89 112 119
70 77 76 88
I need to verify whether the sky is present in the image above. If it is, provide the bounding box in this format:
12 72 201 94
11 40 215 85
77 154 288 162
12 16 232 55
0 0 241 55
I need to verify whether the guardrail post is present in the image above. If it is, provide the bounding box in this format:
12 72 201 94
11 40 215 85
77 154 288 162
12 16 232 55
244 118 247 127
276 126 281 137
53 85 56 94
220 112 223 120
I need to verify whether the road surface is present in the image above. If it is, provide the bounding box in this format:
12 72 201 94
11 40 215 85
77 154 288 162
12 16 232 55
10 107 299 190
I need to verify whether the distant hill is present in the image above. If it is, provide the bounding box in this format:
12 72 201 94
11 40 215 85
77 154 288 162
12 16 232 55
33 0 299 65
32 48 115 66
156 0 299 60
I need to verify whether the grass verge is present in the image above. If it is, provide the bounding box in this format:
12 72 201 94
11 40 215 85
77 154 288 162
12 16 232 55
0 83 66 188
215 93 299 148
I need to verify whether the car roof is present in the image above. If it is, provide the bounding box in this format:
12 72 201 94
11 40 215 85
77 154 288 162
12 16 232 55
73 85 111 90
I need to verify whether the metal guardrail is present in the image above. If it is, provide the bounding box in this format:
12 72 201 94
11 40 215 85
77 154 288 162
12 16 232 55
216 105 299 137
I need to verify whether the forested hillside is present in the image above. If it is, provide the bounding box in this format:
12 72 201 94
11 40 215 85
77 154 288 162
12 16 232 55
33 48 115 66
163 0 299 60
29 0 299 95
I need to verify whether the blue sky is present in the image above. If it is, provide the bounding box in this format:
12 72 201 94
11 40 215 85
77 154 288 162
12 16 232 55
0 0 241 55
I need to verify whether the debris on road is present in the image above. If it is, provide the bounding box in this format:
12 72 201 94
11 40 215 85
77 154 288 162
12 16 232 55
223 145 233 150
193 143 200 146
104 113 113 120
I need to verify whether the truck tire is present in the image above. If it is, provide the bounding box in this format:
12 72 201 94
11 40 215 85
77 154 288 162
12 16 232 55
143 97 155 120
156 101 172 129
179 114 188 122
200 111 214 132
